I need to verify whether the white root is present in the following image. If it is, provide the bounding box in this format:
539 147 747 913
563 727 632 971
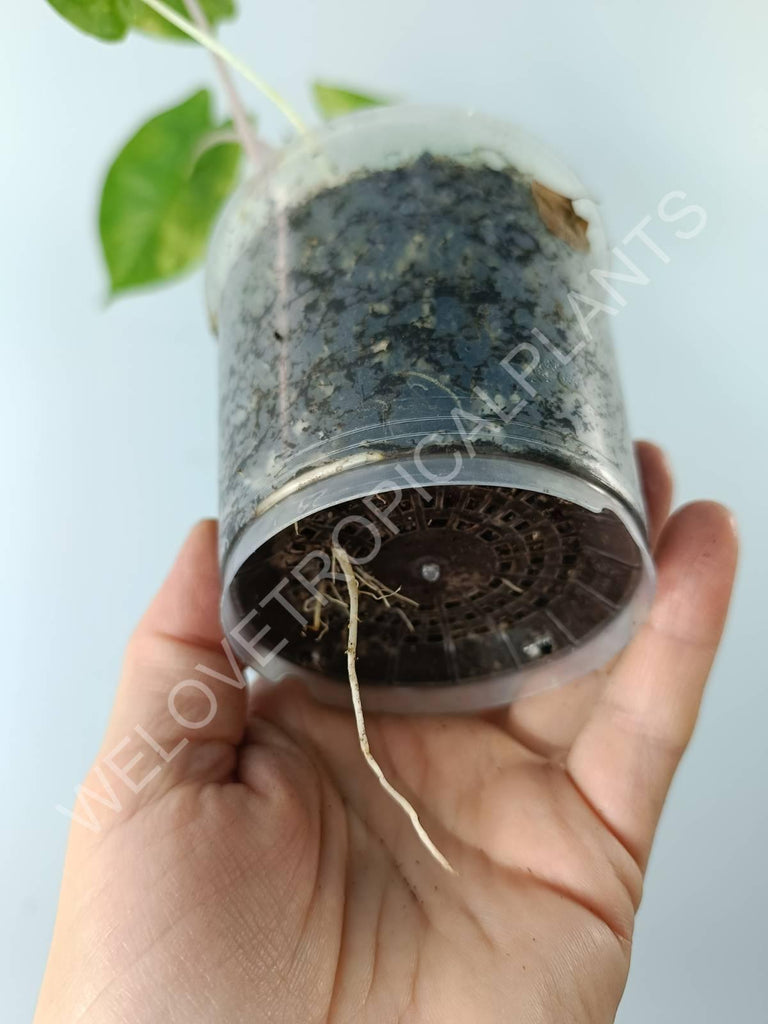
501 578 524 594
355 566 420 609
332 545 455 874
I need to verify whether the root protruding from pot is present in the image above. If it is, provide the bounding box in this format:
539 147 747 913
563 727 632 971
333 545 456 875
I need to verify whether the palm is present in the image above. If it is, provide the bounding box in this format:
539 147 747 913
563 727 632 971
250 683 640 1023
36 445 737 1024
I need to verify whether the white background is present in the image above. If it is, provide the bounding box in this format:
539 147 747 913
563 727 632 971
3 1 766 1019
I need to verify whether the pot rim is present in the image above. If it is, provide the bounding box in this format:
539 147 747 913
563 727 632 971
220 452 654 714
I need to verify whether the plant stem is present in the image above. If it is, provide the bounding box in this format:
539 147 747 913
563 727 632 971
182 0 265 168
136 0 308 135
333 545 456 875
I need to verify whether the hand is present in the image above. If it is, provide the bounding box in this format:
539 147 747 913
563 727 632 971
35 443 737 1024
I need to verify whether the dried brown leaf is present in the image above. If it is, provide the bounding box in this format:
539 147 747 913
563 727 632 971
531 180 590 252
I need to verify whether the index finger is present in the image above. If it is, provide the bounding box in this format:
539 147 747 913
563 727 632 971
566 500 738 869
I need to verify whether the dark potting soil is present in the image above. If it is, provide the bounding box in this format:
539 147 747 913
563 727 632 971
234 483 642 689
221 154 643 689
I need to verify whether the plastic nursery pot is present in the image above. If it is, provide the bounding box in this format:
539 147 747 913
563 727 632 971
206 105 655 715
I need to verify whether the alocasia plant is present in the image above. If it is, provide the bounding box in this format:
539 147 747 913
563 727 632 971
47 0 234 41
45 0 389 295
99 91 241 293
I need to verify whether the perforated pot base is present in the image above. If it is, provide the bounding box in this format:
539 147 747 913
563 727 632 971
230 483 644 690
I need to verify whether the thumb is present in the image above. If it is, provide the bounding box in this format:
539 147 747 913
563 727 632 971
81 521 248 828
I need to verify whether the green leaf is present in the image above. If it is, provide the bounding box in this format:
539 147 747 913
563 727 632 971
45 0 235 42
312 82 391 120
130 0 236 41
99 90 242 295
45 0 131 41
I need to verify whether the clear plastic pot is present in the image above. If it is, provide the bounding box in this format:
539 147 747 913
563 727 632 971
207 105 655 714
